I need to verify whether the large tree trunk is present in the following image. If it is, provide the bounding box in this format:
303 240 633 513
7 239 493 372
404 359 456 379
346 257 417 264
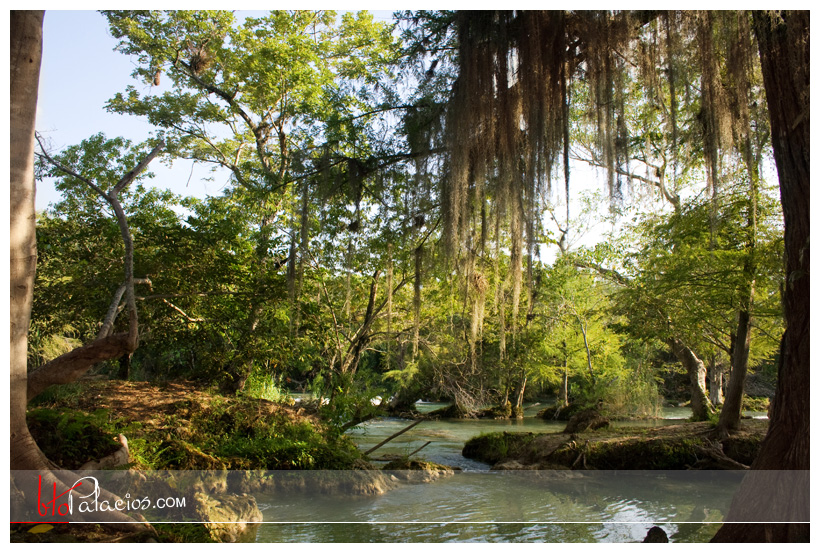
10 13 151 530
10 8 46 472
669 338 715 421
708 357 724 406
712 10 809 542
513 374 527 419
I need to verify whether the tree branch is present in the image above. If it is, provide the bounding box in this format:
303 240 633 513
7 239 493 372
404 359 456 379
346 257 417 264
27 333 133 402
31 138 164 401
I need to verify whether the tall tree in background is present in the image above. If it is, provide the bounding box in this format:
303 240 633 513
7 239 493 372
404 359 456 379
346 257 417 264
103 10 400 392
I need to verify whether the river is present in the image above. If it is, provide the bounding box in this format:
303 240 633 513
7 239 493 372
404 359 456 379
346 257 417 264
254 401 765 543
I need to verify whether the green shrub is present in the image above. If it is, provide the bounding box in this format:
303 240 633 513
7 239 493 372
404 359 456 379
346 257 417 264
27 408 122 469
242 370 292 403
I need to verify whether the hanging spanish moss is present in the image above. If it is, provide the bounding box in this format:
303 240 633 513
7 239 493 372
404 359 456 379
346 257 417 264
498 286 507 362
697 11 734 201
469 270 488 374
574 11 634 204
444 11 638 338
664 12 680 192
443 11 564 348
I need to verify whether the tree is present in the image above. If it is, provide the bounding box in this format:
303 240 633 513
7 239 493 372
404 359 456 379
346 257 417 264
10 8 45 473
31 134 164 398
102 10 402 392
10 10 153 529
413 10 806 537
711 10 809 542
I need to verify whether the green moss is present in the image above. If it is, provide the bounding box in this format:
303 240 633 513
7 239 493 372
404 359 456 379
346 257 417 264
462 432 535 465
742 396 770 412
152 523 216 543
548 437 707 470
29 385 364 471
27 382 88 409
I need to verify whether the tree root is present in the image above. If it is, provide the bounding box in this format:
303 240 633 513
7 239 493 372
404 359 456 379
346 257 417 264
691 439 749 470
80 434 130 470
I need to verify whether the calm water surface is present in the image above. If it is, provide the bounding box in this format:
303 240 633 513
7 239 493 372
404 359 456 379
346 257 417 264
254 401 760 542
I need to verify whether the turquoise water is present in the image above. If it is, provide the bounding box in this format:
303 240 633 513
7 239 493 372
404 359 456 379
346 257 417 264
254 470 737 542
252 400 760 542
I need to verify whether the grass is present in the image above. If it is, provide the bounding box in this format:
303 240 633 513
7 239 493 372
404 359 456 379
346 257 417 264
462 431 536 465
27 381 363 471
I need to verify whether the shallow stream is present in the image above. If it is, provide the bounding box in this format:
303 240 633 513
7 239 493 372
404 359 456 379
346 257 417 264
253 402 766 542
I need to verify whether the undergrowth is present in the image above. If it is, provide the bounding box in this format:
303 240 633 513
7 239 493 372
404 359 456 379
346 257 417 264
27 383 362 471
27 408 123 469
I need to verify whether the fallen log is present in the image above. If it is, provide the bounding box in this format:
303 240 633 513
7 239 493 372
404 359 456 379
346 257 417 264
364 419 423 456
408 441 433 457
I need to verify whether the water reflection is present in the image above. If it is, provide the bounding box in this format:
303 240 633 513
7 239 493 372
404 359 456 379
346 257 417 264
255 471 737 543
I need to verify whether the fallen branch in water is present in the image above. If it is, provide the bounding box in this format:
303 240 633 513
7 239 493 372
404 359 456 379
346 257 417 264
364 419 424 456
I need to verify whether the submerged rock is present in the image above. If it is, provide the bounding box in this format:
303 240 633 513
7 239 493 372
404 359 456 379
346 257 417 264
382 459 455 483
193 491 262 543
642 526 669 543
536 403 584 421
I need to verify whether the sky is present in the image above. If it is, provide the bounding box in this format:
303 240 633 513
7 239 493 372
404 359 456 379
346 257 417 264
34 9 402 212
35 10 232 211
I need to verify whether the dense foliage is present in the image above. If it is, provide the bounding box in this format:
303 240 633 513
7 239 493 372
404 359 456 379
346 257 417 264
32 10 785 428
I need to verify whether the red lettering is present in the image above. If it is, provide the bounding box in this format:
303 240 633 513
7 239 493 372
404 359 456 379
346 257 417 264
36 474 82 518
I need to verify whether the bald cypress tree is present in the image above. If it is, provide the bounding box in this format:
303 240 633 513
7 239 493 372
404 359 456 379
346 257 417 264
711 10 809 542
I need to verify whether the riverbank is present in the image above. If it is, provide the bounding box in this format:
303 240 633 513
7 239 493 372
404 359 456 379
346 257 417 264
26 380 364 470
462 420 767 470
16 381 769 543
16 380 372 543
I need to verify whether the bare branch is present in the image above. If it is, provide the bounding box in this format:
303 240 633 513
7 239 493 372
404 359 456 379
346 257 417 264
98 278 153 340
161 298 205 323
111 141 165 195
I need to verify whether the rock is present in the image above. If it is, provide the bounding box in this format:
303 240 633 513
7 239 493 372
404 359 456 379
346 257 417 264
427 404 477 419
492 460 530 470
477 402 512 419
193 491 262 543
382 459 455 483
563 409 609 433
79 434 130 470
537 403 584 421
267 469 395 496
642 526 669 543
